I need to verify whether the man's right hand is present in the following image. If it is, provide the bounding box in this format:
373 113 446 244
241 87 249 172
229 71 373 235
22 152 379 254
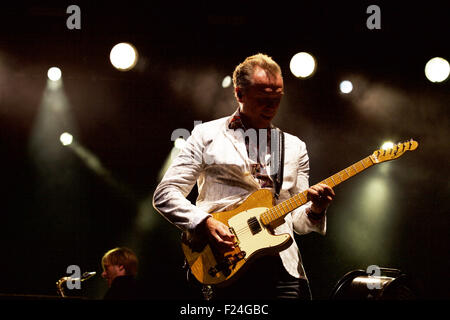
201 216 235 251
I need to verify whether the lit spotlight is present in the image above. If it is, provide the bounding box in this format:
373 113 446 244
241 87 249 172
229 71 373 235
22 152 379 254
110 42 138 71
222 75 232 88
425 57 449 83
381 141 394 150
289 52 316 78
60 132 73 146
339 80 353 94
47 67 62 81
174 137 186 150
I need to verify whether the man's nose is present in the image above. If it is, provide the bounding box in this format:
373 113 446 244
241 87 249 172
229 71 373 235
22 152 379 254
267 97 280 107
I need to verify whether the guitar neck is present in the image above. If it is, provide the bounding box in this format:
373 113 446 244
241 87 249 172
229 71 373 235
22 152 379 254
260 155 375 226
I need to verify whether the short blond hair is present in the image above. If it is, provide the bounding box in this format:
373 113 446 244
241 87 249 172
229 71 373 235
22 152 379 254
232 53 282 90
101 247 138 277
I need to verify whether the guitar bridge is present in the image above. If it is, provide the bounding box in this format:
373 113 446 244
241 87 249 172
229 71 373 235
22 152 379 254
229 227 239 245
208 251 246 277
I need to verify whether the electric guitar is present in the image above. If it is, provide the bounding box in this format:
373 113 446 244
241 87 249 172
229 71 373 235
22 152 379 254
181 139 418 287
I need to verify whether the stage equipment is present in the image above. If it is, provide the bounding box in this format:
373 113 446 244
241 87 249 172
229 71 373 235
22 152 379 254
330 267 416 300
56 271 96 297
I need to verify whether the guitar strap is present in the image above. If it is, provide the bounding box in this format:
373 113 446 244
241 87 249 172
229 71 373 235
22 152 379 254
271 128 285 200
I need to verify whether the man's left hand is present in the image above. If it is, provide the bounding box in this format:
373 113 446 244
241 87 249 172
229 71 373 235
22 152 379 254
307 183 335 214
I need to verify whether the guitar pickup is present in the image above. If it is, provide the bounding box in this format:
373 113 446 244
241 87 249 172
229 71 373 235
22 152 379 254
208 251 246 277
247 216 262 235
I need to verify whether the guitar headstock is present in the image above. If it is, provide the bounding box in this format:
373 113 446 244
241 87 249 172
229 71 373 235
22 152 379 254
370 139 419 164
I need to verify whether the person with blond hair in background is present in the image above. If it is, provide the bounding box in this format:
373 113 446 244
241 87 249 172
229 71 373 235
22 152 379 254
101 247 143 300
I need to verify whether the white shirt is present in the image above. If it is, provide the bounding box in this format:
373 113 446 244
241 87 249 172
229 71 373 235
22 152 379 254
153 115 326 279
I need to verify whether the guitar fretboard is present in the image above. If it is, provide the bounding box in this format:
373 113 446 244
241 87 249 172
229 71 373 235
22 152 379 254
260 156 374 225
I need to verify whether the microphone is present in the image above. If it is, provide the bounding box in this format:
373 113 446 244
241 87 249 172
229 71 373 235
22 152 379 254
67 271 96 282
80 271 96 282
56 271 96 297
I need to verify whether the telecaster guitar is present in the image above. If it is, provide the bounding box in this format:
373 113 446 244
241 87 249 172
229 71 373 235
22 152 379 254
181 139 418 287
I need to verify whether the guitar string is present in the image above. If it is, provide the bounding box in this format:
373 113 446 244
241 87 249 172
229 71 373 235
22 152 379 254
231 159 376 236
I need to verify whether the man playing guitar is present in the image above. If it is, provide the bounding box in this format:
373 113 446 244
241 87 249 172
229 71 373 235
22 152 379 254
153 53 335 300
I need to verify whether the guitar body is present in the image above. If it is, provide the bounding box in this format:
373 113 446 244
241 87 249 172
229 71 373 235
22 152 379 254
182 189 292 287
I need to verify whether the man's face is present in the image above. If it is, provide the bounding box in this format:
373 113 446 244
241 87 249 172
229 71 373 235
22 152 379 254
238 66 284 128
101 263 124 288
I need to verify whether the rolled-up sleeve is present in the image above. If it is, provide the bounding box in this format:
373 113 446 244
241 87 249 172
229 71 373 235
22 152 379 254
152 126 211 231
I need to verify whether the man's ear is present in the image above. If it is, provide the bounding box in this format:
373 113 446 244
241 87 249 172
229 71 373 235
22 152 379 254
235 88 243 102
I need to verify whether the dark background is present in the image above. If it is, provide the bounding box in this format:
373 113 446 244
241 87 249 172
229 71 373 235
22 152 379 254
0 1 449 300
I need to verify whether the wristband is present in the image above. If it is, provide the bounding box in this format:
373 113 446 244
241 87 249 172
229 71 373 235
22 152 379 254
307 208 325 221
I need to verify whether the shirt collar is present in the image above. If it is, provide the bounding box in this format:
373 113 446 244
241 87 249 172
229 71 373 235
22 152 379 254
228 108 246 130
228 108 275 131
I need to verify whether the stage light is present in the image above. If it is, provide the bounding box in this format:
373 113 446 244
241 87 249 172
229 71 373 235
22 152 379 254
174 137 186 150
340 80 353 94
289 52 316 78
425 57 449 83
47 67 62 81
60 132 73 146
222 75 232 88
381 141 394 150
331 268 416 300
110 42 138 71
